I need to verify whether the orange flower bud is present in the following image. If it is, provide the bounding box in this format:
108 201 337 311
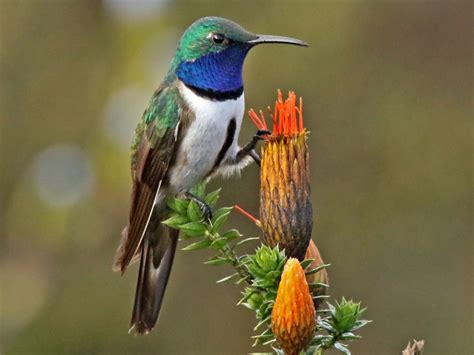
272 258 316 355
305 239 329 308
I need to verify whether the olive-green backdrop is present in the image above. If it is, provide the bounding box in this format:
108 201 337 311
1 1 471 354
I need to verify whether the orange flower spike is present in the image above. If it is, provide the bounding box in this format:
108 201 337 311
281 92 287 134
249 90 312 260
287 91 296 134
233 204 262 228
262 90 305 137
248 109 268 132
272 101 278 135
298 97 304 132
272 258 316 355
271 101 278 135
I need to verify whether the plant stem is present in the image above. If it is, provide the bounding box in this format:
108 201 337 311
205 228 252 284
222 244 251 283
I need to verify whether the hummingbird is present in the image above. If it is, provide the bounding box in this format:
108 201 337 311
113 16 307 335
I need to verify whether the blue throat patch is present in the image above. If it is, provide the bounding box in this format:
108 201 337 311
176 45 248 94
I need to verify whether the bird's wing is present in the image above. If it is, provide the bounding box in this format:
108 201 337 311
114 84 185 273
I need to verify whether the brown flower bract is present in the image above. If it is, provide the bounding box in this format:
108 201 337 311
260 132 312 260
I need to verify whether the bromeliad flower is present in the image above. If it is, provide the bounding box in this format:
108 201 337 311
249 90 312 260
272 258 316 355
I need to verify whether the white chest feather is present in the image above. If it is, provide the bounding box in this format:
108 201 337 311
167 84 245 192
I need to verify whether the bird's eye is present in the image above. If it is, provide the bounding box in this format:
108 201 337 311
211 33 226 45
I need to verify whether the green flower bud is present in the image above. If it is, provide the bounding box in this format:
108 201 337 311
332 298 362 332
244 288 264 310
252 246 282 273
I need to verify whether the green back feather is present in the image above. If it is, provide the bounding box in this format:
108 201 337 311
131 82 183 167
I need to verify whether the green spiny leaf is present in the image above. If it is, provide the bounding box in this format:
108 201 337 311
340 332 361 340
300 258 314 269
238 254 251 263
179 221 208 237
318 319 337 333
334 341 351 355
317 308 331 313
166 198 189 215
182 239 212 251
204 256 230 266
310 335 333 345
162 214 189 229
254 279 276 288
235 275 250 284
216 272 238 283
313 295 330 301
187 200 203 222
241 302 255 311
189 181 206 199
265 270 281 281
166 198 178 212
211 208 232 233
253 315 271 331
262 338 276 346
309 282 329 288
237 287 261 309
247 264 267 278
350 319 372 331
212 206 233 220
210 237 228 249
306 263 331 275
204 188 221 208
271 346 285 355
234 237 260 247
251 327 273 345
222 229 242 241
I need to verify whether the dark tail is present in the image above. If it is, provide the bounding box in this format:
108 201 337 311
129 224 179 335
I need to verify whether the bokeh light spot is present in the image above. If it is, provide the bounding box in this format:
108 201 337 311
31 144 95 208
0 254 52 335
103 0 170 23
103 86 150 148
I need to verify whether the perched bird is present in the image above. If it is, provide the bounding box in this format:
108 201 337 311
113 16 307 335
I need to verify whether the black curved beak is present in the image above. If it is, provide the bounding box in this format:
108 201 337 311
247 34 308 47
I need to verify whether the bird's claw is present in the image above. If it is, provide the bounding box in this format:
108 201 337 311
197 201 213 221
235 130 269 168
185 192 213 221
255 129 271 140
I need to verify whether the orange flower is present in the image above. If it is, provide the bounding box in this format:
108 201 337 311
250 90 312 260
272 258 316 355
248 89 304 136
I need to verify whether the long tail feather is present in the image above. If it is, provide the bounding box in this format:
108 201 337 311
129 224 179 335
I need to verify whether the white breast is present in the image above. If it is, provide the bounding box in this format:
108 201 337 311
167 83 245 192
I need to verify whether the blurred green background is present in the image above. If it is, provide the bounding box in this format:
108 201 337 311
0 0 472 354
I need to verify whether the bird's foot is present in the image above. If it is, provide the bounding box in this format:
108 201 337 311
185 192 213 221
237 130 271 167
253 129 271 143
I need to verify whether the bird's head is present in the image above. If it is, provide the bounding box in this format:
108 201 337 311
172 17 307 96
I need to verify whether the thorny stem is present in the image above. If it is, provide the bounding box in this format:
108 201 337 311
224 246 251 283
206 229 252 284
317 328 344 353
